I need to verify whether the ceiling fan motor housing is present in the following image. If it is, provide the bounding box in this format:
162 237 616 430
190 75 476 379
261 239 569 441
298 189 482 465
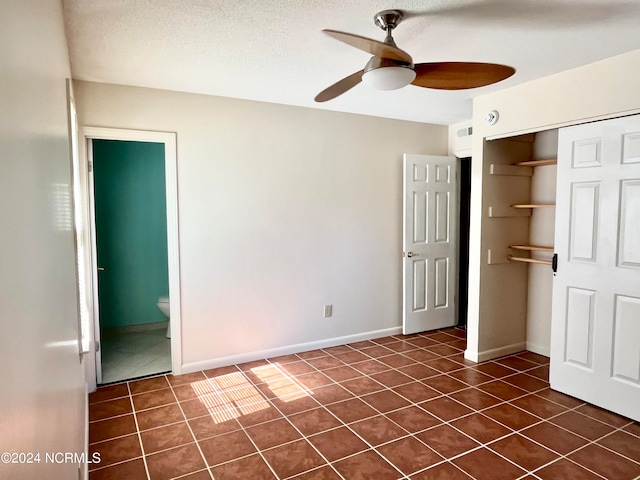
362 56 416 90
363 10 416 90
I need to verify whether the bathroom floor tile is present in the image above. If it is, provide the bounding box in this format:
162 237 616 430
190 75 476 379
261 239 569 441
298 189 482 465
100 326 171 385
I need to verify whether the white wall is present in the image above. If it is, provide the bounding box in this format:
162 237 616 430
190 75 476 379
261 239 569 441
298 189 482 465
448 119 473 158
466 49 640 360
73 81 448 371
0 1 86 479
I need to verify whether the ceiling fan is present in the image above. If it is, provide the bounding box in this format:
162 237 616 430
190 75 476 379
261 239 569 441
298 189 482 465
315 9 515 102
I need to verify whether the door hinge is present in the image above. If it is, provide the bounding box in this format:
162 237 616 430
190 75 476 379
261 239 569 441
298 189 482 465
88 160 93 173
95 340 100 352
552 253 558 273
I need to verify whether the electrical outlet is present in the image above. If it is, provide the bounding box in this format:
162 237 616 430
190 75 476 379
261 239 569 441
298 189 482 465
323 305 333 317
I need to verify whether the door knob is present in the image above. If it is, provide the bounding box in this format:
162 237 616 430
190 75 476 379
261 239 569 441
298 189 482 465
406 252 418 257
98 267 105 271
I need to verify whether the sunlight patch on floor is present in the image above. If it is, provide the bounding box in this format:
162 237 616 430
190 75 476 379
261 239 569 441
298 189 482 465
189 363 313 423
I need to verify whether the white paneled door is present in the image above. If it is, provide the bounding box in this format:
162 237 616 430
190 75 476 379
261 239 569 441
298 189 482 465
551 114 640 421
403 154 458 334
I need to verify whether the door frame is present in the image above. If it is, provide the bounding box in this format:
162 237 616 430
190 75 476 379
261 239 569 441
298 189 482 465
80 127 181 389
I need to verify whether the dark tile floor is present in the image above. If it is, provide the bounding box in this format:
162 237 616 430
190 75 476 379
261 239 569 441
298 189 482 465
88 328 640 479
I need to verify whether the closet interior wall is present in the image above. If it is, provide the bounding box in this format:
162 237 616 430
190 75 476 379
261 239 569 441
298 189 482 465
483 130 558 358
527 130 558 356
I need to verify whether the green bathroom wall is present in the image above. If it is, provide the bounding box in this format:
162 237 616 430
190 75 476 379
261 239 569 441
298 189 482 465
93 140 169 328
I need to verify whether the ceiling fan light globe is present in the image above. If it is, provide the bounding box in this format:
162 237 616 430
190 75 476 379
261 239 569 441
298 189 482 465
362 66 416 90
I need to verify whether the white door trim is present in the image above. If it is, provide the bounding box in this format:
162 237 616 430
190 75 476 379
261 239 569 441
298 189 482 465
80 127 182 389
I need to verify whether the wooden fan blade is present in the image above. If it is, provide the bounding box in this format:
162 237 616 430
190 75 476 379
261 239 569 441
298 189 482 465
411 62 515 90
323 30 412 63
315 70 364 103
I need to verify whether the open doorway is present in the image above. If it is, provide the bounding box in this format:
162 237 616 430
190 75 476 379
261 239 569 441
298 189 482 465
80 127 181 388
457 157 472 329
92 139 170 383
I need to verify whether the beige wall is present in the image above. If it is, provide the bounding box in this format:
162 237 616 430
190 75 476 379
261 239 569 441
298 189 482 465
526 130 558 356
466 49 640 360
73 81 448 371
0 1 87 478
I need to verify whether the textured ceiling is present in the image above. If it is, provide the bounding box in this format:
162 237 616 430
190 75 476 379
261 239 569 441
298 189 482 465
62 0 640 125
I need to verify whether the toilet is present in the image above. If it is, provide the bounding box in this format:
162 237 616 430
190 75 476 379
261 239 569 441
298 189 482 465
157 296 171 338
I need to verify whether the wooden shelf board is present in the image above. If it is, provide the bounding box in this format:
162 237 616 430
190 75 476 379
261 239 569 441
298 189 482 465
508 256 552 266
510 244 554 253
513 159 557 167
511 204 556 209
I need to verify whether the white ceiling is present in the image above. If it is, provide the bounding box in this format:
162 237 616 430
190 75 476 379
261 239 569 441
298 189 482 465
62 0 640 125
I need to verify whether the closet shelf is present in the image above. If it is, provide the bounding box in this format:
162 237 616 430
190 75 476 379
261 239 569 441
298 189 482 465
490 164 533 177
511 204 555 209
510 244 554 253
513 158 557 167
508 255 553 266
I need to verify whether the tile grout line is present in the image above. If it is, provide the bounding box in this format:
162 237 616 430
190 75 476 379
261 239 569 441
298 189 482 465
479 393 637 479
91 346 528 474
233 365 344 480
246 336 547 478
277 354 488 478
128 379 152 480
250 353 452 478
89 330 639 480
165 372 216 480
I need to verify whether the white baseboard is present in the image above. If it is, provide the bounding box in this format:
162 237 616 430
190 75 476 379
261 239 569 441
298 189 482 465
526 341 550 358
464 342 527 363
180 326 403 375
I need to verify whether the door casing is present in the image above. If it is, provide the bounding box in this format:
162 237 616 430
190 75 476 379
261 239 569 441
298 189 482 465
80 127 181 390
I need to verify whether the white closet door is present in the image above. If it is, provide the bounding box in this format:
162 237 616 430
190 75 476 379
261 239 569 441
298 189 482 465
402 154 458 334
551 114 640 421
